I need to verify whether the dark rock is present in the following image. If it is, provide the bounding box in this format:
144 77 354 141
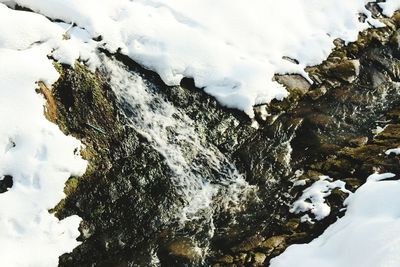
0 175 13 193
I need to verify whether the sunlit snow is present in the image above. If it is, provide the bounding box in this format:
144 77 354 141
1 0 391 117
271 173 400 267
290 176 350 223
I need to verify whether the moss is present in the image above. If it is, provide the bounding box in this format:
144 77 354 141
64 177 79 195
49 199 65 214
49 177 79 214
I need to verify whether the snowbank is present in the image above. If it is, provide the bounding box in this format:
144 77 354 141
380 1 400 16
2 0 393 117
0 4 87 266
270 173 400 267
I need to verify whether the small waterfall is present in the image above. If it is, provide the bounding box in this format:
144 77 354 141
100 56 256 244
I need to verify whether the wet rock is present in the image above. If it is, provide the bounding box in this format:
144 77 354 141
259 235 287 255
328 59 360 83
216 254 234 264
342 178 362 191
307 113 334 128
285 232 308 244
232 234 264 253
252 252 266 266
307 85 327 100
237 253 248 264
284 218 300 232
348 136 368 147
274 74 311 95
166 238 202 262
328 188 350 206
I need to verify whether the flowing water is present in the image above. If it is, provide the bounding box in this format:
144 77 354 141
100 56 257 259
58 30 400 266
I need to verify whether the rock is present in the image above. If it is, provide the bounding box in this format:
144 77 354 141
286 232 308 243
253 252 267 266
166 238 202 261
274 74 311 95
329 188 350 203
348 137 368 147
328 59 360 83
63 176 79 195
260 235 287 254
389 29 400 49
307 113 334 128
216 255 234 264
0 175 13 193
232 234 264 252
284 218 300 232
237 253 248 264
342 178 362 191
307 85 327 100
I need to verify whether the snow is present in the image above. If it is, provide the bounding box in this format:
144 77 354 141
2 0 392 117
385 147 400 155
380 1 400 16
293 179 307 187
271 172 400 267
290 176 350 222
0 4 87 267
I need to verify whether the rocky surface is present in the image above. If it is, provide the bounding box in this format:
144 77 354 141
36 9 400 267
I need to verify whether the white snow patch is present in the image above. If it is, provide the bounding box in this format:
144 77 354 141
290 176 350 222
2 0 394 117
367 172 396 181
385 147 400 155
380 1 400 16
373 125 388 136
293 179 307 187
271 173 400 267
